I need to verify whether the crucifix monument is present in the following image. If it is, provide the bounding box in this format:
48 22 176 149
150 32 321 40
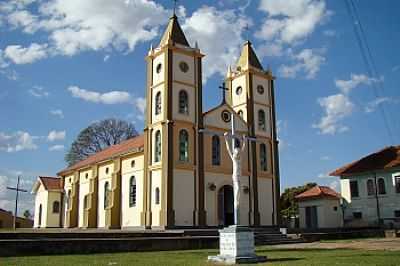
6 175 28 230
207 83 267 264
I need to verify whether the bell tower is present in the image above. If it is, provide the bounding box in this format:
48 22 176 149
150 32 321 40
142 14 205 228
225 41 280 225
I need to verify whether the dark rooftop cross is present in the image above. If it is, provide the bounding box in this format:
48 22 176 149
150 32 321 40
219 82 229 104
173 0 178 16
244 23 250 42
6 176 28 230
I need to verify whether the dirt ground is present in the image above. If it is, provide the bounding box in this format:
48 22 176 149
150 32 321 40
270 238 400 251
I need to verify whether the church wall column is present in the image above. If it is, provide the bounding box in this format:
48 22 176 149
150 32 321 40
106 158 122 229
247 72 260 226
87 165 98 228
196 56 206 226
270 79 281 225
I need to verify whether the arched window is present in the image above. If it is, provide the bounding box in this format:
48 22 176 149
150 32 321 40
83 195 89 209
179 130 189 162
260 143 267 171
155 91 161 115
367 179 375 196
129 176 137 207
179 90 189 114
67 190 71 209
238 110 243 118
38 204 42 227
258 109 266 131
378 178 386 195
53 201 60 213
155 187 160 205
212 135 220 165
154 130 161 162
104 182 110 209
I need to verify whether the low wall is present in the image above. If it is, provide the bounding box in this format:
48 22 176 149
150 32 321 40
300 229 386 242
0 236 218 257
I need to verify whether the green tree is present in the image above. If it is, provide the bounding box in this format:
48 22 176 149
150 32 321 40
23 210 32 219
65 118 138 166
280 182 317 218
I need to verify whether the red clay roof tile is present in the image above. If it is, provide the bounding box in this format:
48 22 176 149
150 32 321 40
330 145 400 177
39 176 62 190
57 135 144 176
295 185 340 201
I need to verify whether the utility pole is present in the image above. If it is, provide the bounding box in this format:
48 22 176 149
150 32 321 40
6 176 28 230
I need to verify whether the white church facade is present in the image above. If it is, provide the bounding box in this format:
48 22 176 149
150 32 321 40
32 14 281 229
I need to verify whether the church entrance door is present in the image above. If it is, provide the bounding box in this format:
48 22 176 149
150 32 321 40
218 185 234 226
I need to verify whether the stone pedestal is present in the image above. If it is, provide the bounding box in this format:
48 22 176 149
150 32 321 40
208 226 267 264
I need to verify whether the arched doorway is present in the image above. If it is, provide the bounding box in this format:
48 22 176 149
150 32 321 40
38 204 42 228
218 185 234 226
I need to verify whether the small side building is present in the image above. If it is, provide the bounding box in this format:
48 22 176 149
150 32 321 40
0 209 33 228
296 185 343 229
32 176 64 228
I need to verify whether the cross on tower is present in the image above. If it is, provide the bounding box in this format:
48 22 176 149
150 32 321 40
6 176 28 230
244 23 250 41
219 82 229 104
173 0 178 16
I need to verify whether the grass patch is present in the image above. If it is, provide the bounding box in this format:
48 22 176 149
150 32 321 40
2 247 400 266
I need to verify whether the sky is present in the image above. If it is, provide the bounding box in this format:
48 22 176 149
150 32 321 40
0 0 399 216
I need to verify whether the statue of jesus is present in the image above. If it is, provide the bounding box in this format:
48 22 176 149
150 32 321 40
224 132 246 225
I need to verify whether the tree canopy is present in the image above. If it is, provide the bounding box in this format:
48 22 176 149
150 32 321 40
280 182 317 218
65 118 138 166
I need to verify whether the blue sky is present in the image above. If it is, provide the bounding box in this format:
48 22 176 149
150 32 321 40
0 0 399 215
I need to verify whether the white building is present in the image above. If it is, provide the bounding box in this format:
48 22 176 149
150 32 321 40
330 145 400 228
296 185 342 229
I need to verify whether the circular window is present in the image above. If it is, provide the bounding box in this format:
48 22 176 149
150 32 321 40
179 61 189 73
221 110 231 123
236 86 242 95
131 160 135 168
156 63 162 74
257 85 264 94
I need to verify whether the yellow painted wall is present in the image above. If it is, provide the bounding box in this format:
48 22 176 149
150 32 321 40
231 74 247 108
252 74 270 104
258 178 274 225
97 162 113 228
46 191 62 227
151 169 162 226
171 82 195 123
121 154 144 227
173 169 195 226
152 52 165 85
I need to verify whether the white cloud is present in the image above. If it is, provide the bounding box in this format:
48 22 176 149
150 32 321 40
47 130 66 142
67 86 132 105
182 6 249 80
135 97 146 114
329 180 339 191
103 55 110 62
313 93 354 135
278 48 325 79
50 109 64 118
0 175 8 195
335 73 379 94
364 97 395 113
0 131 38 152
0 50 9 68
49 144 64 151
4 43 49 64
257 0 330 44
7 9 38 33
28 86 49 98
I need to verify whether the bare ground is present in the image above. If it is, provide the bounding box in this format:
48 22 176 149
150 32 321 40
270 238 400 251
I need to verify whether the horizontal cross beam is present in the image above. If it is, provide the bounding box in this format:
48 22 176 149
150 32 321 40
6 187 28 193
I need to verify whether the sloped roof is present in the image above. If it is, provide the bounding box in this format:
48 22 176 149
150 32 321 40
330 145 400 177
39 176 63 190
295 185 341 201
236 41 263 71
159 15 190 47
58 135 144 176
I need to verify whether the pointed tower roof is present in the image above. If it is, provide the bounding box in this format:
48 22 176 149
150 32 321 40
236 41 263 70
159 14 190 47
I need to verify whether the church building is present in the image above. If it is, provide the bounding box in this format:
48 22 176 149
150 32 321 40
33 14 281 229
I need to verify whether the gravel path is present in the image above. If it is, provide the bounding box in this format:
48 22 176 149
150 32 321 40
270 238 400 251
